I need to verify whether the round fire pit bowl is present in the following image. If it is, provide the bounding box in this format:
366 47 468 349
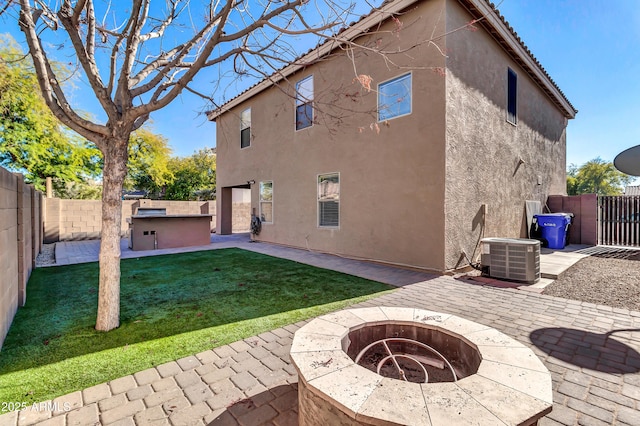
290 307 553 426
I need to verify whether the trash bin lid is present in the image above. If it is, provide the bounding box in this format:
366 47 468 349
534 213 573 218
534 213 572 225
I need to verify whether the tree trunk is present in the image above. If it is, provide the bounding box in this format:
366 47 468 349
95 136 129 331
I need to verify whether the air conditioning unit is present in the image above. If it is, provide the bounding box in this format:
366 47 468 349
480 238 540 284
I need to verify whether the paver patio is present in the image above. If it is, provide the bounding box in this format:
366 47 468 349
1 235 639 425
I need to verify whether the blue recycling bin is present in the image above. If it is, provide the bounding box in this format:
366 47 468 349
533 213 573 249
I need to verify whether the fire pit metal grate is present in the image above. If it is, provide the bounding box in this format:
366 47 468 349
354 337 457 383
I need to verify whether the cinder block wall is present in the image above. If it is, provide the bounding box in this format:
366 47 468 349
232 202 250 232
44 198 255 242
17 175 34 307
547 194 598 245
32 189 43 271
0 167 43 350
0 169 19 350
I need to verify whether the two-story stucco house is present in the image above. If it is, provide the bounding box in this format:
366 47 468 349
208 0 577 274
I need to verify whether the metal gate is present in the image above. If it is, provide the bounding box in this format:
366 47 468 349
598 195 640 246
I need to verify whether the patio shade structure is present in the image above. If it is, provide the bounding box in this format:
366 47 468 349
614 144 640 176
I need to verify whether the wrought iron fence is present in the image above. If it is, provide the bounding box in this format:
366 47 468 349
599 195 640 246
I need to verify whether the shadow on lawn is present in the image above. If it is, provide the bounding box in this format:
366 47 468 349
0 248 393 374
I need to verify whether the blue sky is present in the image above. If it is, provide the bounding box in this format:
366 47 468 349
4 0 640 168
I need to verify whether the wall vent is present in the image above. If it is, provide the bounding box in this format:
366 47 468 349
480 238 540 284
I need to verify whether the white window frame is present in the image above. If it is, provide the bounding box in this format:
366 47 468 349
317 172 340 228
240 108 251 148
507 68 517 125
377 72 412 122
259 181 273 224
295 75 314 131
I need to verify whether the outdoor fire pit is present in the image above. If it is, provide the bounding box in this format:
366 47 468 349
290 307 553 425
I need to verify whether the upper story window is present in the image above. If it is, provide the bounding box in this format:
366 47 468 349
378 73 412 121
507 68 517 125
318 173 339 228
240 108 251 148
295 76 314 130
259 181 273 223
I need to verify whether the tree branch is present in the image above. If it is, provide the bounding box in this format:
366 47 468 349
58 0 117 118
18 0 108 144
129 44 185 95
114 0 146 111
71 0 87 27
85 0 95 58
137 0 182 43
0 0 14 18
131 8 227 96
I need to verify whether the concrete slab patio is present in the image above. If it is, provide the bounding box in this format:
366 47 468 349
540 246 591 280
2 235 639 425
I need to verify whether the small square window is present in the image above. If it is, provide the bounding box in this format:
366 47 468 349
378 73 412 121
240 108 251 148
296 76 314 130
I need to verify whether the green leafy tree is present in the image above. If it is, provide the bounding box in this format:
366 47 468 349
1 36 170 198
164 148 216 201
0 35 101 192
126 128 174 196
567 157 633 195
566 163 579 195
58 179 103 199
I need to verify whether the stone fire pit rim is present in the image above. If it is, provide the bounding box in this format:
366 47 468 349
290 306 553 426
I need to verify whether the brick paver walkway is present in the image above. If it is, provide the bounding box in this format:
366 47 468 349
2 238 639 425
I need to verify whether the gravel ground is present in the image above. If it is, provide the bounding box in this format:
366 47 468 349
35 243 56 267
543 250 640 312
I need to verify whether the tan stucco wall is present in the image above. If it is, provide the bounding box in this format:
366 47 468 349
443 0 569 270
129 215 212 250
216 0 449 271
215 0 572 273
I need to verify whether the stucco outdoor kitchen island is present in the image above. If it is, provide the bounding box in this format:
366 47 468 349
290 307 553 426
128 213 213 251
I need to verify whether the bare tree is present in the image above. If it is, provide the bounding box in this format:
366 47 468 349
8 0 352 331
4 0 476 332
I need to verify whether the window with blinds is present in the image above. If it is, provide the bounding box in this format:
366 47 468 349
318 173 339 227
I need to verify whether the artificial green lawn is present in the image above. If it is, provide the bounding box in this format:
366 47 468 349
0 248 393 408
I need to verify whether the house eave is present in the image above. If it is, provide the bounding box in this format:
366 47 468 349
207 0 577 121
459 0 577 119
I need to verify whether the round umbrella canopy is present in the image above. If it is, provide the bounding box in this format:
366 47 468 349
614 144 640 176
